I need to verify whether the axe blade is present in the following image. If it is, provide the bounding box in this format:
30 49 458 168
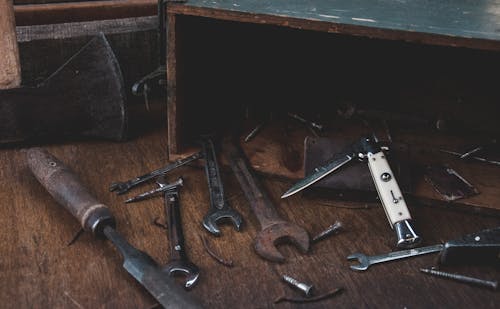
0 33 128 144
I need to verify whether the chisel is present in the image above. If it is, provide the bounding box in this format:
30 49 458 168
26 148 201 309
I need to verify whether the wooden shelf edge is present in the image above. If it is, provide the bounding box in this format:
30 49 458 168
167 4 500 52
14 0 156 26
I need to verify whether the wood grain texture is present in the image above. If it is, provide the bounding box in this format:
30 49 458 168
168 0 500 52
0 129 499 308
0 0 21 89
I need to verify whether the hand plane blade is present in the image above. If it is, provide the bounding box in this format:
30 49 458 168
281 152 353 198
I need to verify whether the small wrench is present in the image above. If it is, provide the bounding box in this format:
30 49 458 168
225 140 309 263
110 151 202 195
347 244 444 271
157 177 200 289
200 137 243 236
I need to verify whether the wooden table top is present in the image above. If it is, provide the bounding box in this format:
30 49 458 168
1 128 499 308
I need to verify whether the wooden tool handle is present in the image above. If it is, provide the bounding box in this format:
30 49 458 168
0 0 21 89
27 148 115 236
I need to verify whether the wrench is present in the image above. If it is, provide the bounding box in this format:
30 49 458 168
225 140 309 263
157 177 200 289
200 137 243 235
347 244 444 271
109 151 202 195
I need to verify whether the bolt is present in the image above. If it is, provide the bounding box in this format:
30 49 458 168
282 275 314 297
420 268 498 290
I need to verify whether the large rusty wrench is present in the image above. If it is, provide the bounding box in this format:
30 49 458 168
224 141 310 263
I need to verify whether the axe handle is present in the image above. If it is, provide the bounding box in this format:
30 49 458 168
27 148 116 236
0 0 21 89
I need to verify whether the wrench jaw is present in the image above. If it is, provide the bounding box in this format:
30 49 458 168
346 253 370 271
254 222 310 263
164 262 200 289
202 208 243 236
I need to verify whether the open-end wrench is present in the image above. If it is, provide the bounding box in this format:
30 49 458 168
347 244 444 271
200 137 243 236
157 177 200 289
109 151 202 195
225 140 309 263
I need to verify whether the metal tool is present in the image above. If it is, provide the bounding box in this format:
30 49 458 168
439 149 500 166
282 275 314 297
125 177 184 203
26 148 201 308
347 244 444 271
131 0 186 109
287 113 324 132
282 136 421 249
0 34 127 144
110 151 202 195
420 268 498 290
225 140 309 262
311 221 343 244
158 177 200 289
200 137 243 235
439 226 500 265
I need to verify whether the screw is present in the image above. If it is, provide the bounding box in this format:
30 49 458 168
420 268 498 290
282 275 314 297
312 221 343 244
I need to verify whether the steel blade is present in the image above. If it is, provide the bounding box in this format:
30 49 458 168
104 226 201 309
281 153 353 198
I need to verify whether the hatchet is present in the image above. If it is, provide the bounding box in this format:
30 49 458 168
0 3 127 144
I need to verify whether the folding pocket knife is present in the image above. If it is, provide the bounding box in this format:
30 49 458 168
282 136 421 248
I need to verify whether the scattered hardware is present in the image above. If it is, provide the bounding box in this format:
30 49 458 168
312 221 343 244
347 244 444 271
288 112 324 132
200 137 243 235
244 123 265 142
199 235 234 267
125 177 184 203
26 148 201 308
274 287 343 304
158 177 200 289
283 136 420 249
225 139 310 262
110 151 202 195
282 275 314 297
439 149 500 166
420 268 498 290
424 165 479 201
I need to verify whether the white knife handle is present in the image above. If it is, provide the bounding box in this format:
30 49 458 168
367 151 412 227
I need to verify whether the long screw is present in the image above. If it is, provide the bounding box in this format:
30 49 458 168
282 275 314 297
420 268 498 290
312 221 343 244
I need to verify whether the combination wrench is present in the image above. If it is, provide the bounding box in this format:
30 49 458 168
157 177 200 289
200 137 243 236
347 244 444 271
109 151 202 195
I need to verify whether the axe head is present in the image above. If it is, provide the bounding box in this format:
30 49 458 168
0 33 128 143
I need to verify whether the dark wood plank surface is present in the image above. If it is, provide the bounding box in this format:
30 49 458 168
168 0 500 51
1 128 499 308
14 0 156 26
